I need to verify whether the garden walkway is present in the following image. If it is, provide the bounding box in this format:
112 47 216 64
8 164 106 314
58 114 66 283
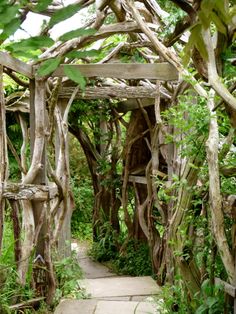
54 242 161 314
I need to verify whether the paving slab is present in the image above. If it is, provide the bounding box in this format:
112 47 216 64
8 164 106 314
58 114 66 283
54 299 97 314
79 257 117 279
95 300 159 314
72 241 89 259
79 276 160 299
54 299 160 314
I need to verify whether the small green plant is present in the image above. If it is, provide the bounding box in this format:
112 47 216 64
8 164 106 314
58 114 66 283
89 227 153 277
195 279 226 314
158 277 228 314
89 222 117 262
157 277 190 314
53 252 86 304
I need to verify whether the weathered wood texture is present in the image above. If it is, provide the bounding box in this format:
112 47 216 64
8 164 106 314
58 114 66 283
52 63 179 80
59 86 159 99
2 184 58 201
117 99 154 112
128 175 147 184
127 172 165 185
9 297 46 310
0 52 33 78
215 278 236 297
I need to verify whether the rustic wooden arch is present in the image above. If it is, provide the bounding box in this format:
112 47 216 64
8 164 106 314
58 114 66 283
0 47 178 302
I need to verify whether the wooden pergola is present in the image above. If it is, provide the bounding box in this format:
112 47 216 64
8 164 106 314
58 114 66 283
0 50 178 302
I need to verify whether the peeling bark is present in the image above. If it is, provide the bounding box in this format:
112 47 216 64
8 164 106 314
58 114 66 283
206 89 235 283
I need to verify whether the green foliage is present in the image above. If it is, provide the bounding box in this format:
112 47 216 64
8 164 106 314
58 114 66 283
0 1 20 41
222 42 236 80
6 36 54 58
182 23 208 66
221 176 236 195
37 57 61 76
54 253 86 303
113 240 152 276
162 92 209 158
89 226 152 276
34 0 53 12
158 278 227 314
157 277 190 313
182 0 233 65
0 219 85 311
71 180 93 241
48 3 81 28
89 222 117 262
69 135 93 241
0 220 34 310
0 18 20 42
64 65 86 90
195 279 226 314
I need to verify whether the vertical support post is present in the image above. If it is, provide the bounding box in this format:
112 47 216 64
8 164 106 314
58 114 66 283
0 65 8 253
29 79 46 257
55 99 72 258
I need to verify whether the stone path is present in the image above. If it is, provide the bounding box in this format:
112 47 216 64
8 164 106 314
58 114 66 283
54 242 161 314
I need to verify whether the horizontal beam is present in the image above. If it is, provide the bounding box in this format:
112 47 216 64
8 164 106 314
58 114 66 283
0 52 33 78
9 297 46 310
215 278 236 297
53 63 179 80
117 98 154 112
59 86 158 100
127 172 166 184
128 175 147 184
2 183 58 201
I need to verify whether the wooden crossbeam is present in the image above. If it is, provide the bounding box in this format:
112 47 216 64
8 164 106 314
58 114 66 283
0 52 33 78
128 175 147 184
52 63 179 80
2 183 58 201
215 278 236 297
117 99 154 112
59 86 158 99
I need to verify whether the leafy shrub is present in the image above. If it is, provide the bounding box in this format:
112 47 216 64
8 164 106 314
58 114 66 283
89 222 117 262
195 279 227 314
113 240 152 276
70 178 93 240
156 277 190 313
54 252 86 303
158 277 229 314
0 220 34 311
89 228 152 277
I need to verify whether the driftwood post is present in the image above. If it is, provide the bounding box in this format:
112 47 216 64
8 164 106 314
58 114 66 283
54 98 72 257
29 79 47 256
0 65 8 253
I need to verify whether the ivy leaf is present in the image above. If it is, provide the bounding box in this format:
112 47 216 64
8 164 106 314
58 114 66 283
37 57 61 76
59 28 96 42
7 36 54 53
0 5 19 26
0 18 21 41
65 49 99 59
48 3 81 28
64 65 86 91
34 0 53 12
